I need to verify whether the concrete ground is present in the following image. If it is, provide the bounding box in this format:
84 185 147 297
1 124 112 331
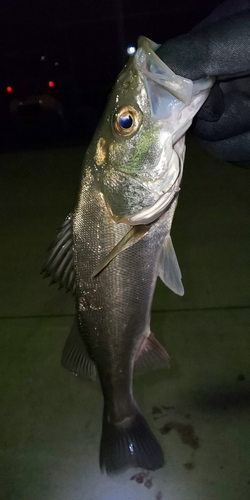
0 136 250 500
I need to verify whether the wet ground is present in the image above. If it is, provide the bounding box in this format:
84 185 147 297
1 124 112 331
1 135 250 499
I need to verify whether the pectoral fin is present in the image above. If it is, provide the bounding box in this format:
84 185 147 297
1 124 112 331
61 316 97 381
91 225 150 278
158 234 184 296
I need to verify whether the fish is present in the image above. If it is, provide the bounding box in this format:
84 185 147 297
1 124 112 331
41 36 214 475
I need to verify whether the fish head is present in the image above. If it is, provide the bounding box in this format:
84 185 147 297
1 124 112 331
90 36 214 225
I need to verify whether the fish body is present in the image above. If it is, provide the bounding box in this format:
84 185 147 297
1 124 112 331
42 37 214 474
72 170 178 472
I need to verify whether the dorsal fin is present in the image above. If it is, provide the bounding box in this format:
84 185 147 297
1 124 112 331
41 214 76 294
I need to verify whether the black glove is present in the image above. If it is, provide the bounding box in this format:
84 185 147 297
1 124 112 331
156 0 250 165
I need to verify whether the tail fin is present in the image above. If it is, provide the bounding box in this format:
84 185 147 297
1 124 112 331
99 407 164 475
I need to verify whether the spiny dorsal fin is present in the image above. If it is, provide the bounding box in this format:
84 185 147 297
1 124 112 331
41 214 76 294
61 316 97 381
135 331 170 374
158 234 184 296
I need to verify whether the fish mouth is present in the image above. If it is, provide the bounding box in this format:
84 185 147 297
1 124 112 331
135 36 215 122
135 36 194 107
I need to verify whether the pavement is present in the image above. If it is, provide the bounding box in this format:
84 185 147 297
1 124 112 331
1 135 250 500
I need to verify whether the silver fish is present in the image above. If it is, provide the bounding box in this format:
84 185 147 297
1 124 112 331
42 37 214 475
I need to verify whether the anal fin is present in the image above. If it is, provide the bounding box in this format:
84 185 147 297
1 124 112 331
135 332 170 374
61 316 97 381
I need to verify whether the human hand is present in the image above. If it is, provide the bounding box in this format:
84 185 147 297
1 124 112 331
156 0 250 165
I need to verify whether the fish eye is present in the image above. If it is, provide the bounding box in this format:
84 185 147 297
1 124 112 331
119 113 133 129
113 105 141 136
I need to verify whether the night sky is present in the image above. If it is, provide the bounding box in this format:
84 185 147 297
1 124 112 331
0 0 225 84
0 0 226 145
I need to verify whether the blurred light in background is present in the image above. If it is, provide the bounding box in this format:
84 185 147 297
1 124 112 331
41 56 45 61
127 46 136 55
48 80 55 88
6 86 12 93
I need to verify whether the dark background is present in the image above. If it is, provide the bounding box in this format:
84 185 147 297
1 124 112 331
0 0 225 149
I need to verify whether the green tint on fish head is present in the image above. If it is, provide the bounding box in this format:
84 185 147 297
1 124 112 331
90 37 214 225
90 45 160 221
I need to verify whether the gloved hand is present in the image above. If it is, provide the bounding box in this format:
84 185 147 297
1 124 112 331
156 0 250 165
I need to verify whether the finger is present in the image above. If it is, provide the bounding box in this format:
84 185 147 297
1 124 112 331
156 11 250 79
193 90 250 140
196 84 224 122
197 130 250 161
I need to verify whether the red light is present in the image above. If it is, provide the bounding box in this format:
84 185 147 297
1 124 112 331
6 86 12 93
48 80 55 88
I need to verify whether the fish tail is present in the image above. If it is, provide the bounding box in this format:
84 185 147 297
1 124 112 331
99 406 164 475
